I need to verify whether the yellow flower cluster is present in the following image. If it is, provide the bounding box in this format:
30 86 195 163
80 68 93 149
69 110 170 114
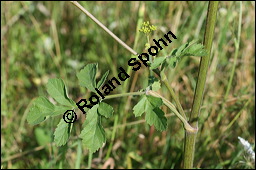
139 21 157 35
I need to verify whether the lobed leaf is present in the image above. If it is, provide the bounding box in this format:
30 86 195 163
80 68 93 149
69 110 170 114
152 81 161 91
54 119 71 146
46 78 76 107
80 105 106 153
77 63 98 92
145 107 167 132
133 96 147 117
97 70 109 89
27 97 54 125
97 102 113 118
132 95 167 131
77 63 110 93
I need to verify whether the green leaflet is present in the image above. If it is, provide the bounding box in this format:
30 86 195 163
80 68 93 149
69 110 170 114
171 40 208 58
97 70 109 89
145 107 167 132
133 96 167 131
54 119 71 146
27 106 46 125
150 57 166 70
46 78 76 107
185 43 208 56
133 97 147 117
77 63 109 93
166 56 179 68
77 63 97 92
80 105 106 153
27 97 54 125
97 102 113 118
52 105 73 116
27 103 74 124
152 81 161 91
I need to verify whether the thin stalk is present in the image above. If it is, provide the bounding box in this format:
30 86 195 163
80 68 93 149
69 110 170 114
162 78 187 120
147 35 154 87
88 150 92 169
70 1 137 55
184 1 218 169
75 140 82 169
103 92 144 100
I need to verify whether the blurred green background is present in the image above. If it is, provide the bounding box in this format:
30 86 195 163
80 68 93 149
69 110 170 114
1 1 255 169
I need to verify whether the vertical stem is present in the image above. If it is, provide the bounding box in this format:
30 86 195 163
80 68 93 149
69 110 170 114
88 150 93 169
75 140 82 169
147 35 154 88
183 1 218 169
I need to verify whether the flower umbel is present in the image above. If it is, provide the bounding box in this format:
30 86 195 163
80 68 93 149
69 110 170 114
139 21 157 35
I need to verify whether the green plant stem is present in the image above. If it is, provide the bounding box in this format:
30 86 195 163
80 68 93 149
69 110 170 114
183 1 218 169
70 1 137 55
75 140 82 169
147 35 154 87
88 150 92 169
162 78 187 120
103 92 145 100
153 69 187 120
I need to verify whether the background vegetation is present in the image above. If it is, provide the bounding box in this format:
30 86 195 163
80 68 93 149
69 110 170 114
1 1 255 169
